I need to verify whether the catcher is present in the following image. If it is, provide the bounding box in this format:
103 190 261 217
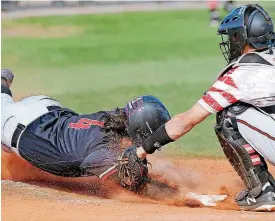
1 69 171 193
135 4 275 211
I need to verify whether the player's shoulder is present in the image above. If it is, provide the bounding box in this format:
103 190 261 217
216 48 275 79
236 47 275 67
75 111 118 124
216 62 236 79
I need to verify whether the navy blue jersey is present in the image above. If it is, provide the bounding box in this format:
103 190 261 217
18 108 120 177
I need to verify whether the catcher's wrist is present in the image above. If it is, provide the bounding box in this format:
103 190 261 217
141 124 174 154
136 146 147 160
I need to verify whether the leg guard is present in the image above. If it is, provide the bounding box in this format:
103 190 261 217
215 103 270 198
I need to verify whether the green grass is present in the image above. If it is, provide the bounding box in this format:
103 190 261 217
4 9 273 157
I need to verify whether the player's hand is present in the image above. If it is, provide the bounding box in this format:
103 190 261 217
136 146 147 160
117 146 149 194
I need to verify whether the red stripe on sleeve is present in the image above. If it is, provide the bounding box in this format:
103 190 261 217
218 76 238 89
218 67 238 89
209 87 238 104
202 93 224 112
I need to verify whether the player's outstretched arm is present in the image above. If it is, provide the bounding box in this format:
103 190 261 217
136 103 211 159
166 103 211 140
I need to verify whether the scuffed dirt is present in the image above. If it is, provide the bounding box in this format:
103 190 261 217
2 151 275 221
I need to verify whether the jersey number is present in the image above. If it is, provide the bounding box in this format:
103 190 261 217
68 118 104 130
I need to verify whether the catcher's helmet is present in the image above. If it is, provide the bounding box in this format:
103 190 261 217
218 4 275 63
125 95 171 146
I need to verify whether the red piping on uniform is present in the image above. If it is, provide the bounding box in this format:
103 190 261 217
237 119 275 141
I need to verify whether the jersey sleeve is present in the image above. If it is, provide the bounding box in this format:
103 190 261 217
198 67 243 113
80 148 118 177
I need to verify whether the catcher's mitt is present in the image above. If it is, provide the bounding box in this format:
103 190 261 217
117 146 149 193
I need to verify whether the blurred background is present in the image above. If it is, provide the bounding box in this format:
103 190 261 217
1 1 274 157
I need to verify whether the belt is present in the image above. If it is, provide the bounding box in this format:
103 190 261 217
11 105 61 148
11 123 26 148
261 105 275 114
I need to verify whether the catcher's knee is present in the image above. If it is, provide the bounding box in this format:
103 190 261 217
214 103 273 197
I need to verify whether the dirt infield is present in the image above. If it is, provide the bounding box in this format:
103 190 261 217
2 151 275 221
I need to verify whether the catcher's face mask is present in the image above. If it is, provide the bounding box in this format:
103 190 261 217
218 4 275 63
218 7 248 63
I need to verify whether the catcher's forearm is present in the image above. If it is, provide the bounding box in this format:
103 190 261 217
139 123 174 155
136 146 148 159
136 115 190 157
136 117 189 159
136 104 211 158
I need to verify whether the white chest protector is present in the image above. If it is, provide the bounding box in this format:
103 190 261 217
217 47 275 78
217 47 275 108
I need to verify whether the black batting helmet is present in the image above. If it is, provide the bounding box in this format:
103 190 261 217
124 95 171 146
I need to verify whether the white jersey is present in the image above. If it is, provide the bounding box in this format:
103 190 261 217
198 48 275 113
